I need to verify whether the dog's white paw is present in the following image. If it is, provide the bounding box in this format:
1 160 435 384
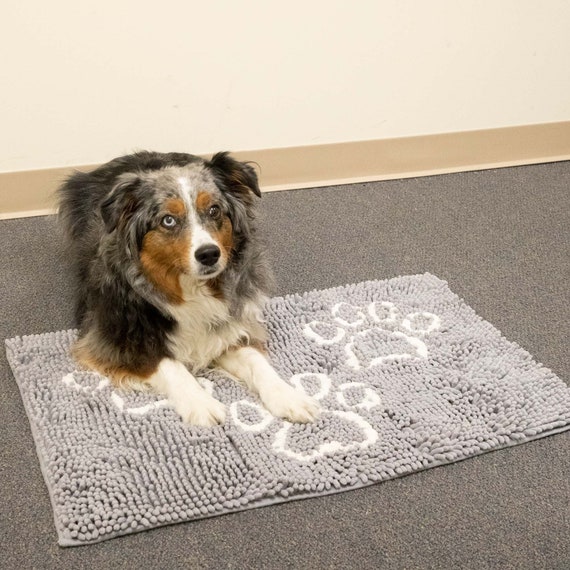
261 383 320 423
173 394 226 427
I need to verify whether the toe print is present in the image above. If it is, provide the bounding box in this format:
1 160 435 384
230 400 274 433
336 382 381 410
331 302 366 328
303 321 345 345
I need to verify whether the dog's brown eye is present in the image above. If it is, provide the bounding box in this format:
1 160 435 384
208 205 221 220
161 215 177 229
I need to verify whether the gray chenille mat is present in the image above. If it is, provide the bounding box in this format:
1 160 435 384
5 273 570 546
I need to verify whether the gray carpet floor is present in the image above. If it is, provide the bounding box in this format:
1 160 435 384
1 162 569 569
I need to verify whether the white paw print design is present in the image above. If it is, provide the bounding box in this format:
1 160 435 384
230 372 381 462
303 301 441 370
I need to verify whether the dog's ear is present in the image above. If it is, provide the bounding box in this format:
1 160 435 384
100 173 141 233
207 152 261 202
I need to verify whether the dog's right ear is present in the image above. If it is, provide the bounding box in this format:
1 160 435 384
207 152 261 204
100 173 140 233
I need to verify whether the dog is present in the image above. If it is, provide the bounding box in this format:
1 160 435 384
58 151 319 426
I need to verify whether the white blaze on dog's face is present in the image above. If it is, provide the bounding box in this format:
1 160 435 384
185 183 233 280
138 165 234 304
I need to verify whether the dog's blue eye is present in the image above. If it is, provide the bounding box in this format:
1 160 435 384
161 215 177 228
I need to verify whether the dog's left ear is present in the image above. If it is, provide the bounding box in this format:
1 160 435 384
100 173 141 233
207 152 261 202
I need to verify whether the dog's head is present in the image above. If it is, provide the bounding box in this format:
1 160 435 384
100 152 261 303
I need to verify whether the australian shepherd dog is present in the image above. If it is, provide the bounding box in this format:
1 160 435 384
58 151 319 426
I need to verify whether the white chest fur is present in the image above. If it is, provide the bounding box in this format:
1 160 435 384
166 282 266 372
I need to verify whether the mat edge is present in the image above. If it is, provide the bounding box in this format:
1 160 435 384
5 343 70 545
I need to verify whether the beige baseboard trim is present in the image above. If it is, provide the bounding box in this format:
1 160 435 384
1 121 569 220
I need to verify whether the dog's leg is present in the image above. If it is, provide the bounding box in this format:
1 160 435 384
149 358 226 426
217 346 320 423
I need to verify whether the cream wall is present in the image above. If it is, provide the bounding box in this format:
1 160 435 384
2 0 569 173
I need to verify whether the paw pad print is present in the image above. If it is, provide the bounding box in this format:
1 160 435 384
304 301 441 370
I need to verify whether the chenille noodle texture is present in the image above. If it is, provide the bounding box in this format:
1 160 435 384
6 274 570 546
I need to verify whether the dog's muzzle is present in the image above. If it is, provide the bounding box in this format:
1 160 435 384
195 244 221 267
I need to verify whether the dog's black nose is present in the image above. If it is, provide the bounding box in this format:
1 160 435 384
195 244 221 267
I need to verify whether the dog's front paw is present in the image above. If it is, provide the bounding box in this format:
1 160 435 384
174 394 226 427
261 383 320 423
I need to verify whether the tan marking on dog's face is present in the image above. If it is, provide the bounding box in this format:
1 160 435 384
164 197 187 218
140 226 191 305
196 191 211 212
213 217 234 260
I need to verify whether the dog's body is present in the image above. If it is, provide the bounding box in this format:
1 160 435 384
58 151 318 426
